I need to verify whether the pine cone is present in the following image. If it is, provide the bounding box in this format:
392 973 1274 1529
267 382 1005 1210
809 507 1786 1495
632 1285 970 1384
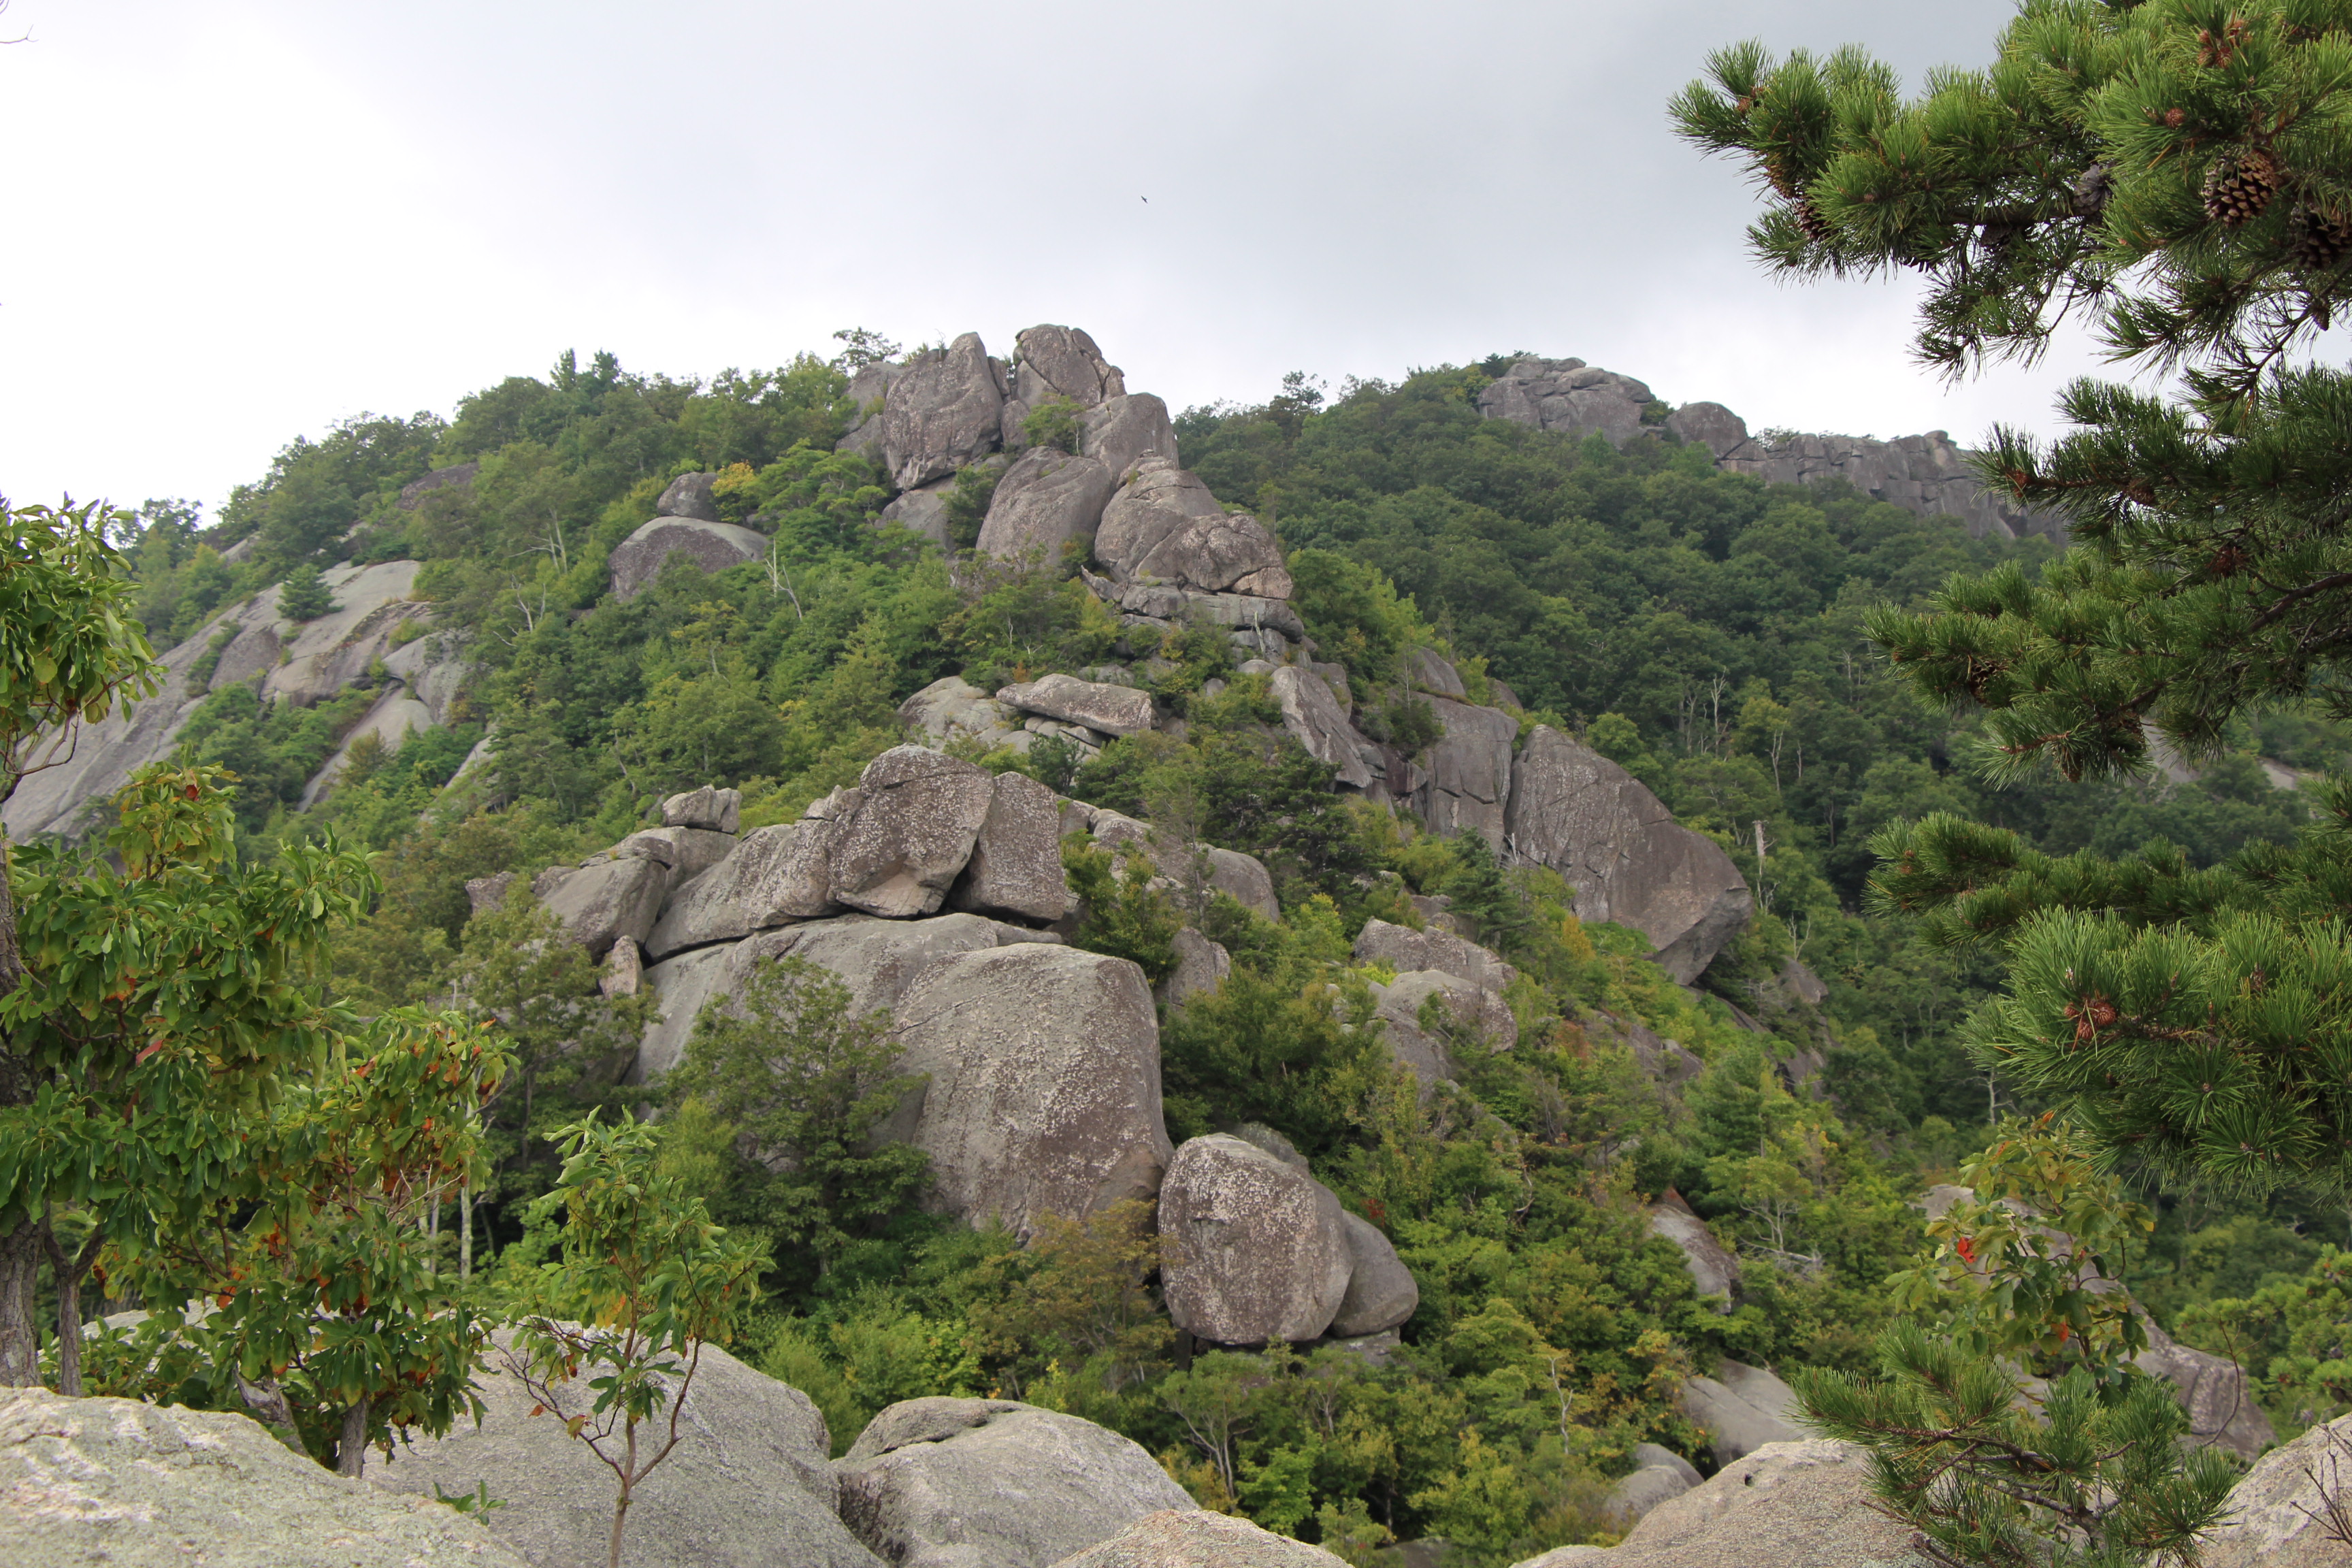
2288 205 2352 269
1794 192 1834 244
2203 148 2280 226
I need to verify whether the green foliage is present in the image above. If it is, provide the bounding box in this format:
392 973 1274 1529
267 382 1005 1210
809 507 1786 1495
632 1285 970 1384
1022 397 1084 454
276 564 336 622
1062 837 1183 982
941 463 1004 553
2178 1245 2352 1435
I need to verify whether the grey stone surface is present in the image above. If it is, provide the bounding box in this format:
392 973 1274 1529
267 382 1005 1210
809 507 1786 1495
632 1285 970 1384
1202 847 1279 921
1649 1193 1740 1306
837 1397 1196 1568
951 769 1075 924
1015 325 1126 409
1413 698 1518 845
1352 917 1517 992
1330 1212 1418 1337
1369 970 1516 1086
601 934 642 998
884 333 1005 490
1270 666 1374 789
0 1388 528 1568
1079 394 1177 480
398 461 481 509
466 871 518 917
1049 1508 1348 1567
1160 1134 1352 1345
538 853 670 958
1663 402 1750 460
663 785 742 832
657 470 722 522
730 912 1016 1019
262 561 434 709
2202 1412 2352 1568
1409 648 1468 699
1776 958 1829 1007
609 517 769 602
631 941 737 1081
374 1329 879 1568
879 478 956 549
1505 726 1752 983
828 747 997 918
1164 928 1232 1011
890 944 1173 1237
840 360 902 459
1608 1464 1695 1525
1681 1360 1805 1469
1092 459 1286 594
2134 1318 2276 1460
998 673 1156 737
1630 1444 1703 1488
645 821 840 959
598 826 737 881
1548 1440 1929 1568
978 446 1120 562
299 684 436 806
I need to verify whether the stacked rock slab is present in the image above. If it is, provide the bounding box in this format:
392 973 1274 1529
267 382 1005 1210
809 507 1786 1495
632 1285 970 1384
836 1397 1197 1568
885 333 1006 490
1505 726 1753 983
979 446 1120 559
828 746 998 917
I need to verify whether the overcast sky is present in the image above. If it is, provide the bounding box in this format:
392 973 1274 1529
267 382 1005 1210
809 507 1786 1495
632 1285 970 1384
4 1 2125 516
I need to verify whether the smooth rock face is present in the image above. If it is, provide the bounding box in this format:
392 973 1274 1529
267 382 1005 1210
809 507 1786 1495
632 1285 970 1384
1371 970 1516 1088
537 853 670 958
1330 1213 1418 1337
1477 357 1653 448
657 471 722 522
645 821 840 958
2202 1412 2352 1568
0 1388 528 1568
1202 847 1279 921
631 943 737 1081
609 517 770 602
836 1398 1196 1568
1415 698 1518 845
952 770 1075 924
1584 1439 1925 1568
977 446 1120 562
1609 1464 1695 1525
2135 1318 2276 1459
1681 1360 1805 1469
890 944 1173 1237
1649 1192 1740 1306
1163 927 1232 1009
1270 666 1374 789
373 1330 878 1568
998 673 1156 737
1049 1509 1348 1568
601 935 642 998
1080 394 1177 480
1160 1134 1352 1345
885 333 1005 490
1409 647 1468 699
1015 325 1126 408
664 785 742 832
1505 727 1752 983
1092 460 1285 594
879 478 956 549
1353 917 1517 992
730 912 1016 1019
828 747 996 918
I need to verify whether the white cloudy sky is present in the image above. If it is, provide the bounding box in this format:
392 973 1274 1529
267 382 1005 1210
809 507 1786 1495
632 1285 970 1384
4 0 2125 515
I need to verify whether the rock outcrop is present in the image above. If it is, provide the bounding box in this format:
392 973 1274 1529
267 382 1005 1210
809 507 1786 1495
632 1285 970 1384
533 853 671 958
1681 1359 1806 1468
1608 1443 1703 1526
2202 1412 2352 1568
1414 696 1518 844
1092 459 1288 595
1353 917 1517 992
655 470 721 522
1648 1192 1740 1306
664 785 742 832
644 821 838 958
828 747 998 918
1505 726 1752 983
1369 970 1517 1087
952 768 1077 923
1164 927 1232 1010
998 673 1157 737
1270 666 1375 789
373 1330 877 1568
0 1388 528 1568
1159 1134 1354 1345
977 446 1119 561
2135 1318 2276 1460
1014 325 1126 410
1048 1508 1348 1567
609 517 769 602
1079 394 1177 482
885 333 1007 491
889 943 1173 1237
1330 1212 1419 1337
836 1398 1197 1568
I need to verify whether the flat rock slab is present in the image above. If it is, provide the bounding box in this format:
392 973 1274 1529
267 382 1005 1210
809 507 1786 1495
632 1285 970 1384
951 769 1075 924
1354 917 1517 992
538 853 670 958
1159 1134 1351 1345
1049 1509 1348 1567
1270 666 1373 789
664 785 742 832
998 673 1156 737
0 1388 527 1568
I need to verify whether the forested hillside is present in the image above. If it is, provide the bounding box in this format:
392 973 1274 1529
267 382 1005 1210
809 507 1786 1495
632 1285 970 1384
20 327 2344 1564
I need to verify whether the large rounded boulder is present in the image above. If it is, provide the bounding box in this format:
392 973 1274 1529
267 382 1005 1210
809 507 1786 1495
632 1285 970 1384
1158 1134 1352 1345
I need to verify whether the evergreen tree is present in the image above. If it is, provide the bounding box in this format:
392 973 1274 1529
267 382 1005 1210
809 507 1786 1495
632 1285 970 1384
1675 1 2352 1191
277 563 336 622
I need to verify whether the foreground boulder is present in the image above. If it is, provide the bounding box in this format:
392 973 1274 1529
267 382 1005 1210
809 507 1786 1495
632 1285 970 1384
0 1389 527 1568
1511 1440 1924 1568
609 517 770 602
837 1397 1197 1568
889 943 1174 1237
2203 1411 2352 1567
977 446 1119 561
1049 1509 1346 1567
1504 727 1752 983
1681 1359 1805 1467
644 820 840 958
1159 1134 1352 1344
374 1330 878 1568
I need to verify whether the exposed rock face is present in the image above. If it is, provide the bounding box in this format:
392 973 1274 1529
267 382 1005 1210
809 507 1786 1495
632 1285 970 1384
732 912 1026 1019
879 478 956 549
1608 1444 1703 1526
1648 1192 1740 1306
536 854 670 958
1270 666 1375 789
601 935 642 998
1516 1440 1925 1568
1164 927 1232 1009
952 769 1076 924
1092 459 1286 594
1480 354 2061 543
630 942 737 1081
1682 1360 1805 1468
656 470 722 522
840 361 902 459
2135 1319 2276 1460
1015 325 1126 409
998 673 1157 737
1089 817 1280 921
978 446 1120 561
1080 394 1177 480
1159 1134 1352 1345
0 1388 528 1568
1049 1509 1348 1567
1415 698 1518 844
1201 847 1279 921
664 785 742 832
1409 647 1469 700
836 1398 1196 1568
1353 917 1517 992
899 676 1015 745
1330 1213 1418 1337
398 461 480 509
2202 1412 2352 1568
609 517 769 602
1371 970 1516 1088
372 1330 878 1568
645 821 841 958
885 333 1006 491
828 747 997 918
1504 726 1752 983
890 944 1173 1237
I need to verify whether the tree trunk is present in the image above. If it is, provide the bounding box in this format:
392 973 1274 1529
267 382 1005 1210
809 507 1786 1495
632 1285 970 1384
0 1216 42 1387
43 1228 100 1397
236 1371 308 1455
336 1396 372 1477
459 1187 473 1281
